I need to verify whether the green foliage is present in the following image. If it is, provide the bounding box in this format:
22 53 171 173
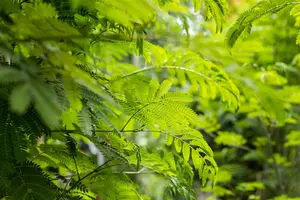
271 195 300 200
236 182 265 192
5 161 61 200
226 0 300 47
1 0 300 199
0 0 240 199
285 131 300 147
215 131 247 147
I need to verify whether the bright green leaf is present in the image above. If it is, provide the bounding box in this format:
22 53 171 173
182 143 190 162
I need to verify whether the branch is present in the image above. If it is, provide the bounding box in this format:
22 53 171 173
111 65 239 104
12 34 118 43
50 129 146 133
121 167 147 175
11 32 160 43
111 66 213 83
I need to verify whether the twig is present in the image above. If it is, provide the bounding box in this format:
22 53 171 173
121 104 151 131
66 160 111 193
110 65 239 103
121 167 147 175
73 156 81 180
50 129 147 133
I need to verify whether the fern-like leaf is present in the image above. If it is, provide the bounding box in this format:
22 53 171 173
226 0 300 47
6 161 61 200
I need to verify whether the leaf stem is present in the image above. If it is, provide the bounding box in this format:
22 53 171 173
110 65 239 104
66 160 111 193
73 156 81 180
120 103 151 131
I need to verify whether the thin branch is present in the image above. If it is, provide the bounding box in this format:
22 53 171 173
64 177 73 190
12 34 114 43
50 129 149 134
11 32 161 44
110 65 239 102
121 167 147 175
121 103 151 132
111 66 213 83
66 160 112 193
73 156 81 180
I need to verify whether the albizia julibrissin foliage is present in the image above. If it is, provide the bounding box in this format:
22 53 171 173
2 0 300 199
0 0 239 199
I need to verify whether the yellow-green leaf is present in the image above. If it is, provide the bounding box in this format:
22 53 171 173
152 131 160 139
166 134 173 146
148 79 160 100
156 79 173 98
61 108 78 129
198 158 204 176
182 143 190 162
192 149 200 168
193 0 202 12
202 165 210 187
174 138 182 153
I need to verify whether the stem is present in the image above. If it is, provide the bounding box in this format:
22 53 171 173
66 160 112 193
73 156 80 180
111 66 213 83
11 32 161 43
50 129 146 133
121 167 147 175
110 65 239 103
121 103 151 131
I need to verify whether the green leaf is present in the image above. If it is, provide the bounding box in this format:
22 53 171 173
202 165 210 187
285 131 300 147
152 131 160 139
156 79 173 98
166 134 174 146
236 182 265 192
7 161 59 200
193 0 202 12
0 67 25 83
215 131 246 147
64 77 82 112
174 138 182 153
61 108 79 129
148 79 160 100
78 104 93 135
30 81 60 128
192 149 200 167
10 83 31 114
182 143 190 162
198 158 204 177
226 0 295 47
